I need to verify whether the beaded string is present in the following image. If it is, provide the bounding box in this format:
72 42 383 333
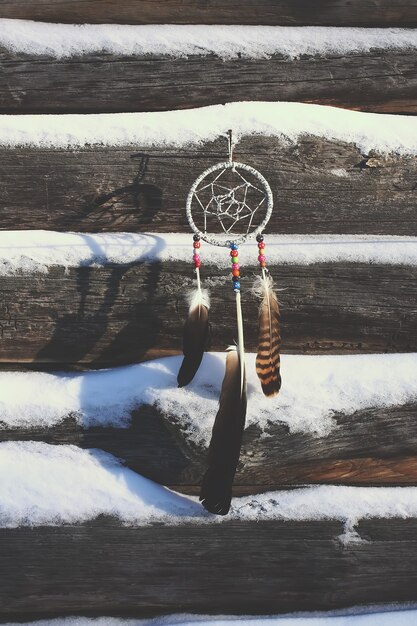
193 233 202 290
256 233 267 279
230 242 240 292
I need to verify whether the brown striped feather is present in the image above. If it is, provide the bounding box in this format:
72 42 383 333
253 274 282 397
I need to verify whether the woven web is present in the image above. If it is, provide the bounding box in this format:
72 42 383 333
192 167 267 237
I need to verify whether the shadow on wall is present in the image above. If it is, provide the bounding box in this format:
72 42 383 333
21 355 222 486
22 153 206 486
75 353 217 485
36 152 170 366
35 233 167 366
83 153 163 231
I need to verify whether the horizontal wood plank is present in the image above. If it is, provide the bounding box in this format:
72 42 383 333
0 262 416 365
1 49 417 114
1 137 417 234
0 0 416 26
2 404 417 489
2 518 417 619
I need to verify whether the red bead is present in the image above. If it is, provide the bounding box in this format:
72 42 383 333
258 255 266 263
258 242 265 249
232 263 240 270
230 249 238 257
194 260 201 268
193 241 201 248
193 254 200 262
232 269 240 277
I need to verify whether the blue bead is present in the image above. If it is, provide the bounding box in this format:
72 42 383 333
233 281 241 290
230 243 238 250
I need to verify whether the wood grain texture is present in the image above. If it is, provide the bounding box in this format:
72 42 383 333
0 0 416 26
1 49 417 114
1 137 417 234
0 262 416 366
2 518 417 619
2 405 417 489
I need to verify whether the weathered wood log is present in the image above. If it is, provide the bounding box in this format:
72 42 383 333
2 518 417 619
1 49 417 114
0 262 416 366
0 0 416 26
1 137 417 234
3 405 417 489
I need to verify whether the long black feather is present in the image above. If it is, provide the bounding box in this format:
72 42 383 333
177 289 210 387
200 348 247 515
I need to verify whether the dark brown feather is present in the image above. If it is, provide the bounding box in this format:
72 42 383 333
200 349 247 515
255 275 282 397
177 297 209 387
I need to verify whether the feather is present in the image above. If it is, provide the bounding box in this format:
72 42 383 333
253 273 282 397
177 287 210 387
200 347 247 516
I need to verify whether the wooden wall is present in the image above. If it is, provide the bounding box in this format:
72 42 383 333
0 0 416 26
3 519 417 619
1 49 416 114
1 262 417 365
1 137 416 234
1 134 416 365
1 1 417 619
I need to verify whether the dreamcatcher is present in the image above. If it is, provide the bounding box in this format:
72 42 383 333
178 131 281 515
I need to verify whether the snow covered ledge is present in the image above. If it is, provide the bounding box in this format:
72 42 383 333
2 353 417 443
3 441 417 534
0 232 417 275
1 102 417 154
2 21 417 60
4 612 417 626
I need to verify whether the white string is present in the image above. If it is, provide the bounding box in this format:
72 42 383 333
235 290 246 396
195 266 201 292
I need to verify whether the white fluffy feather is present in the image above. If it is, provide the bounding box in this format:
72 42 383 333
252 273 275 300
187 288 210 312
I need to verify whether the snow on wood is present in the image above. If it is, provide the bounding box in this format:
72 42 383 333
1 353 417 444
4 609 417 625
0 442 202 527
5 441 417 530
2 40 416 115
1 103 417 155
0 232 416 275
2 20 417 60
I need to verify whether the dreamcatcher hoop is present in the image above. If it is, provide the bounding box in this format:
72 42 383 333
186 161 274 247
